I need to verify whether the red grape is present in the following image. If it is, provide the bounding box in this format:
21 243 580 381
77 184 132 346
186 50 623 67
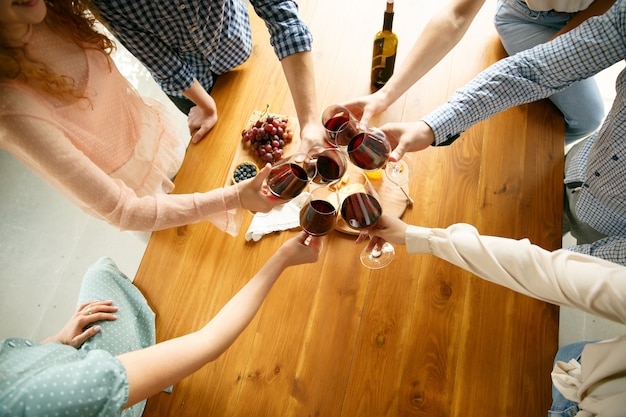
241 106 293 164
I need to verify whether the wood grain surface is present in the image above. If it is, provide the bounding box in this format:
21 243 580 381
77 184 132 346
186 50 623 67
134 1 563 416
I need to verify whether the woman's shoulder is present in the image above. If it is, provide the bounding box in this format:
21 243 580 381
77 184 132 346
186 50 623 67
0 83 51 116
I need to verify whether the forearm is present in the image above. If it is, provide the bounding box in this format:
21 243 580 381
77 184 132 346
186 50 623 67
118 253 290 408
281 51 318 128
378 0 485 107
406 224 626 323
183 79 216 112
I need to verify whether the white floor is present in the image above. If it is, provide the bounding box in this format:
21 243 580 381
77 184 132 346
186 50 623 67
1 38 625 348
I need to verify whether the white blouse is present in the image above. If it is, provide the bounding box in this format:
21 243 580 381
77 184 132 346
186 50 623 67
405 223 626 416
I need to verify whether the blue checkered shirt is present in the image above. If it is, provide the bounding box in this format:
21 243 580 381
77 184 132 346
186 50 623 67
421 0 626 265
91 0 313 97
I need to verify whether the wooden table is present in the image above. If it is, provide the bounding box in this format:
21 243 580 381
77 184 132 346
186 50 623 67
134 1 564 415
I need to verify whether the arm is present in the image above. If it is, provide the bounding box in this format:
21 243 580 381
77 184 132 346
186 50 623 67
117 232 322 407
567 236 626 267
0 113 283 233
370 215 626 325
183 80 219 144
280 51 327 154
250 0 326 152
381 2 626 160
343 0 486 124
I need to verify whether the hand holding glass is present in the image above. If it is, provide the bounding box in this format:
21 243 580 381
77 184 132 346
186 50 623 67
266 153 314 199
337 173 395 268
299 187 338 244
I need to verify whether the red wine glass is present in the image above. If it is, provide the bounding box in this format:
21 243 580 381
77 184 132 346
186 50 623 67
321 105 360 148
306 146 348 184
266 153 315 200
337 172 395 268
346 125 391 171
299 186 339 244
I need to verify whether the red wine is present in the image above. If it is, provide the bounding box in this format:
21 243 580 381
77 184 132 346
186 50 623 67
325 115 357 147
316 155 343 181
347 132 390 170
300 199 336 236
340 193 382 229
267 163 308 199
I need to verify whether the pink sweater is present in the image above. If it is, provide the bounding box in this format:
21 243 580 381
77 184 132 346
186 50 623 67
0 22 242 234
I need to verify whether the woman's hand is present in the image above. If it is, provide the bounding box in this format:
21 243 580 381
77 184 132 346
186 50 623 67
235 163 285 213
355 214 409 252
42 300 118 348
275 231 322 267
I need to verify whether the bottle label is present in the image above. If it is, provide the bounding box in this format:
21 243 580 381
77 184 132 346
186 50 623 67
371 38 396 87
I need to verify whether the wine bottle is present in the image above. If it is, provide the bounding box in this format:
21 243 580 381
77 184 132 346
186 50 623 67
371 0 398 89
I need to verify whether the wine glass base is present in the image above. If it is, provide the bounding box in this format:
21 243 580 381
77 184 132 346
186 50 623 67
360 242 395 269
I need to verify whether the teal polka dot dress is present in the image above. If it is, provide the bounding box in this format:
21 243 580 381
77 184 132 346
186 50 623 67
0 257 156 416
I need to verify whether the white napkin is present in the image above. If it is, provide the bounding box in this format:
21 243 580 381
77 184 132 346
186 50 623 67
245 192 310 241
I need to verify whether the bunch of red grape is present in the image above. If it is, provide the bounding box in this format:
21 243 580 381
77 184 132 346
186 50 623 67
241 112 294 163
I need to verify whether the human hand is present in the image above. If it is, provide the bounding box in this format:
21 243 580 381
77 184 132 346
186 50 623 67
296 121 327 156
355 214 408 252
188 100 219 144
379 121 435 161
275 231 322 267
43 300 118 348
236 163 285 213
342 91 389 126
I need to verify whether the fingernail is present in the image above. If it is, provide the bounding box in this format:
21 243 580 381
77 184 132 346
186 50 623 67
93 325 101 333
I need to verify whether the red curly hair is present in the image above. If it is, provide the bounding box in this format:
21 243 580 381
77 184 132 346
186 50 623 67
0 0 115 98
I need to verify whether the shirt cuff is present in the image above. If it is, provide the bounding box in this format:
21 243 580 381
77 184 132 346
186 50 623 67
421 105 465 147
405 225 433 254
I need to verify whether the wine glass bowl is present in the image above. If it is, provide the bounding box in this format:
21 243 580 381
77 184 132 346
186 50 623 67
346 125 391 171
299 186 339 239
266 153 314 199
382 154 414 206
306 146 348 184
321 105 360 148
337 172 395 268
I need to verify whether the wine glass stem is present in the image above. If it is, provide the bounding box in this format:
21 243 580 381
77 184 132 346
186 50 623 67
370 246 382 258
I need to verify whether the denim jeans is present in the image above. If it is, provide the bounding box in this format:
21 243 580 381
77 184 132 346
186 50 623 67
548 341 592 416
494 0 605 144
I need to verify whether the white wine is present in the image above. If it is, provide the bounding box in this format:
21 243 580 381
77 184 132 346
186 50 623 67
371 0 398 89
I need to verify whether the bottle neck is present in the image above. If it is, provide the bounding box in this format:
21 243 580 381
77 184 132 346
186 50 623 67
383 11 394 31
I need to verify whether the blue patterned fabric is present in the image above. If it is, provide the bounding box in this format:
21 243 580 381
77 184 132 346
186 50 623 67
421 0 626 265
0 257 155 416
90 0 313 98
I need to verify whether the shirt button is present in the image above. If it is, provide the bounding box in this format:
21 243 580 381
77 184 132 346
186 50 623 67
180 4 186 9
25 340 33 347
8 341 16 348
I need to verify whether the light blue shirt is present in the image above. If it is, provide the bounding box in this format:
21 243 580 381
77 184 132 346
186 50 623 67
422 0 626 265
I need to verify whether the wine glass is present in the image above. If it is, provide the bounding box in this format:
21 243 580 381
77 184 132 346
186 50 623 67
306 146 348 184
266 153 315 199
346 125 391 172
299 186 339 245
337 172 395 268
321 105 360 148
383 153 414 206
